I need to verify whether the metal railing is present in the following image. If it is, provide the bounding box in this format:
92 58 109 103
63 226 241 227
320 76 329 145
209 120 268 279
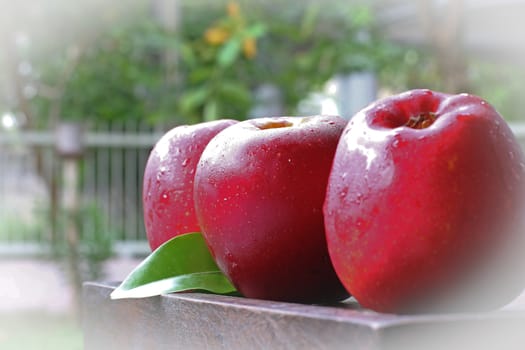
0 122 162 257
0 122 524 258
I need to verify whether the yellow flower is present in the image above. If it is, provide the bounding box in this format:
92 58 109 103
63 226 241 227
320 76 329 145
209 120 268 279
242 37 257 59
227 1 240 18
204 27 230 45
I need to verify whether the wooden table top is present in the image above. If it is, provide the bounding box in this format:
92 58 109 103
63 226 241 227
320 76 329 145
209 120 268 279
83 281 525 350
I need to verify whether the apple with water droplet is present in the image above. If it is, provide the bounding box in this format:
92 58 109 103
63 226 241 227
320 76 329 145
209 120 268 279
143 119 237 251
194 116 349 303
324 89 525 313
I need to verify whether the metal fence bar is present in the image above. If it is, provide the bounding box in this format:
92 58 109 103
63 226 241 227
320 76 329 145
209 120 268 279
110 144 123 240
97 137 111 235
125 144 141 241
83 144 96 242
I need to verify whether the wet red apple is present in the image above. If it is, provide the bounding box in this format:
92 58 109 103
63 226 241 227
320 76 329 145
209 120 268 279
143 119 237 251
194 116 349 303
324 89 525 313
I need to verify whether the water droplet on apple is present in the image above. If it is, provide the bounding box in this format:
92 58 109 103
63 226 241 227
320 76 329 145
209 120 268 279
182 158 190 167
339 188 348 198
392 139 400 148
287 158 292 163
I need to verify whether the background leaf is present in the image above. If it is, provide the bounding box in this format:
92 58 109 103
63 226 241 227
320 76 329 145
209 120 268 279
218 37 242 67
217 82 252 108
179 87 210 113
203 99 218 121
246 23 267 38
111 232 236 299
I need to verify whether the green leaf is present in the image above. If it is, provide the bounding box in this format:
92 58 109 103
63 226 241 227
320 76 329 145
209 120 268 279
111 232 236 299
189 67 215 84
111 272 235 299
299 4 320 38
203 99 219 121
351 6 373 27
217 81 252 107
245 23 267 38
179 42 197 67
179 87 210 112
217 38 241 67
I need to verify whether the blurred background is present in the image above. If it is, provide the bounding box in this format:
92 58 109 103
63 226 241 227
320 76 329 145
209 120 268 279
1 0 524 348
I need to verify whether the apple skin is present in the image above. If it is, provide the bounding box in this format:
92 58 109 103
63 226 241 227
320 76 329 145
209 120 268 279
324 89 525 313
143 119 238 251
194 116 349 303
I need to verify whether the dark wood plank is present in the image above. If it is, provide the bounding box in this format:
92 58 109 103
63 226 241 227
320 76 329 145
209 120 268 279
82 281 525 350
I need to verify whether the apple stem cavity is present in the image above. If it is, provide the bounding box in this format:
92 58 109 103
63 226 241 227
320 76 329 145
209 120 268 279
406 112 437 129
257 120 294 130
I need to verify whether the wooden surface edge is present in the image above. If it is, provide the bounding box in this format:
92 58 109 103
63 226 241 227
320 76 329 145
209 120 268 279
82 281 525 350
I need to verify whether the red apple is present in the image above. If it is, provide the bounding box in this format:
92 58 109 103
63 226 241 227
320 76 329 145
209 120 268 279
194 116 349 303
143 119 237 251
324 89 525 313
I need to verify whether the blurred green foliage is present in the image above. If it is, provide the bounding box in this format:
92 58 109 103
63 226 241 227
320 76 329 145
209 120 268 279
51 201 115 281
28 1 414 126
468 62 525 121
26 0 523 125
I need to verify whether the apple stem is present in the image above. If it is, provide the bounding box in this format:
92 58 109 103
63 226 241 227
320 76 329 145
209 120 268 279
406 113 437 129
